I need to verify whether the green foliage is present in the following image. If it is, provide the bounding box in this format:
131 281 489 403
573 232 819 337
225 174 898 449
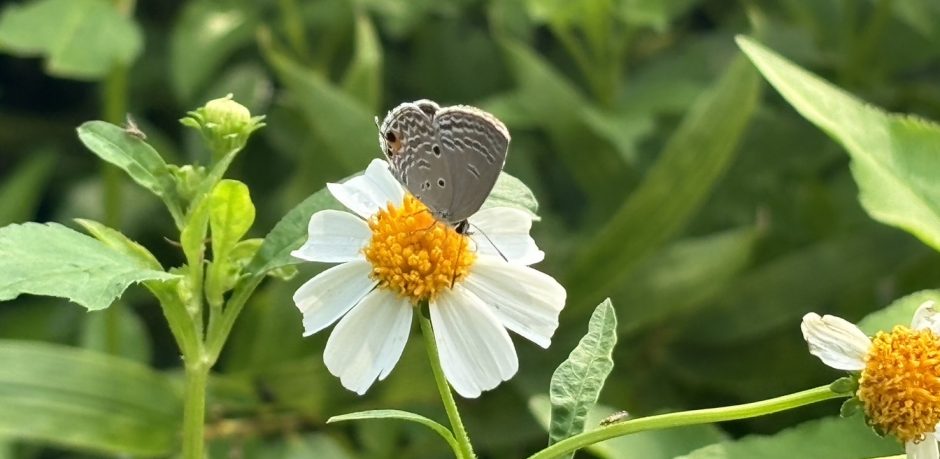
738 35 940 255
0 340 179 455
566 56 760 305
0 223 176 310
548 299 617 453
77 121 185 226
3 1 940 458
0 0 142 80
679 416 900 459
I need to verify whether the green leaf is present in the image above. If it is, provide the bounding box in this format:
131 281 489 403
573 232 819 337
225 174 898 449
679 416 900 459
0 222 176 311
76 121 184 226
74 218 162 271
0 340 179 455
245 187 342 277
549 299 617 453
857 289 940 335
737 35 940 254
170 0 256 102
530 395 727 459
566 55 760 305
181 194 210 270
341 12 383 111
259 29 377 173
0 0 142 80
328 410 458 455
0 152 55 225
209 179 255 260
482 171 540 218
206 180 255 305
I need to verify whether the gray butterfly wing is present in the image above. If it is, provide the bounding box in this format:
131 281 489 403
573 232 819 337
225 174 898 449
434 105 510 223
378 100 454 214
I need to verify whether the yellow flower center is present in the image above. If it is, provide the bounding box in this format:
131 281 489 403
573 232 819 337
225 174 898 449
858 326 940 442
362 195 475 302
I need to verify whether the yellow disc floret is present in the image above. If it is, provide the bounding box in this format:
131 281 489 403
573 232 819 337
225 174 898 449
363 195 475 302
858 326 940 442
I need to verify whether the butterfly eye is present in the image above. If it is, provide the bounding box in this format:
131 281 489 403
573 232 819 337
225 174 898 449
385 131 397 142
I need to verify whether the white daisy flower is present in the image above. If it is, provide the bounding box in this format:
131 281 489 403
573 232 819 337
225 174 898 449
291 159 566 398
801 301 940 459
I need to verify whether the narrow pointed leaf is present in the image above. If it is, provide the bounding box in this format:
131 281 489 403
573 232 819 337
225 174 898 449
566 55 760 306
328 410 458 455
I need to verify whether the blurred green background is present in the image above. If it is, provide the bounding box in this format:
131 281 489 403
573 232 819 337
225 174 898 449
1 0 939 457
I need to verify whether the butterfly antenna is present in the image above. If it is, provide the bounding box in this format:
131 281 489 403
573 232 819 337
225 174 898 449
467 221 508 262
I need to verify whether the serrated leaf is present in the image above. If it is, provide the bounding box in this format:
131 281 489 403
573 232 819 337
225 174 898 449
170 0 256 101
74 218 162 271
76 121 184 226
0 340 179 456
0 0 142 80
341 12 382 111
857 289 940 335
0 222 176 310
566 55 760 306
0 152 55 225
328 410 458 454
737 36 940 255
678 416 900 459
549 299 617 453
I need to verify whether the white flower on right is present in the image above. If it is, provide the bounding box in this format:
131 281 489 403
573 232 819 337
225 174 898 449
801 301 940 459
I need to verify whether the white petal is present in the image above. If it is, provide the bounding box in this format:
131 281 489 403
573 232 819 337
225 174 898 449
327 159 405 219
461 257 565 348
912 300 940 335
290 210 370 263
467 207 544 265
431 285 519 398
293 261 377 336
800 313 870 371
323 289 413 395
907 434 939 459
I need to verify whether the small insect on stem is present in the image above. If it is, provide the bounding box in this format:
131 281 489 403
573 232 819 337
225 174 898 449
124 114 147 140
599 410 630 426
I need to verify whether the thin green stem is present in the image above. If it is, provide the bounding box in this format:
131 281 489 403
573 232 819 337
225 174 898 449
205 275 264 362
528 385 844 459
418 309 475 459
182 359 210 459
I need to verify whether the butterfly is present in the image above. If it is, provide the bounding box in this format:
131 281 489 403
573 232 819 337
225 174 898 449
377 99 510 234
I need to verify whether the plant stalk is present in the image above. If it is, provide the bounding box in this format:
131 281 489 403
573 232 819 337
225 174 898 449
528 385 843 459
182 360 210 459
418 309 475 459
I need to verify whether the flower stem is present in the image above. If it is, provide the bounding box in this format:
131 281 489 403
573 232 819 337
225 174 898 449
418 309 476 459
182 359 210 459
527 385 844 459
